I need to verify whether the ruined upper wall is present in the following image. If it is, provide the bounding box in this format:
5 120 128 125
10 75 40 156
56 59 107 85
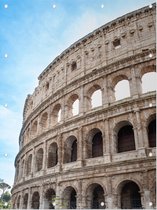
23 3 156 122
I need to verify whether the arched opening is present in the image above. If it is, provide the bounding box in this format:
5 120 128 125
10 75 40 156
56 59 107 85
91 89 102 108
86 128 103 158
36 148 43 171
121 181 142 209
16 163 19 182
17 196 21 209
71 140 77 162
69 188 77 209
92 131 103 158
31 121 37 136
21 159 25 178
72 99 79 116
26 154 32 175
40 112 48 130
62 187 77 209
64 136 77 163
86 183 105 209
115 80 130 100
148 119 156 147
32 192 40 209
142 72 156 93
47 143 58 168
67 94 79 117
117 124 135 153
58 109 61 122
44 188 56 209
51 104 62 125
23 193 28 209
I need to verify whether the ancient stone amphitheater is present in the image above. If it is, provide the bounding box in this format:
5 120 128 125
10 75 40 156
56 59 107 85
12 3 156 209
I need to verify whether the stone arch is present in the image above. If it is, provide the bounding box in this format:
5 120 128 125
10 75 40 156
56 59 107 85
51 103 62 125
44 188 56 209
67 94 80 117
62 186 77 209
26 154 32 175
86 183 105 209
112 75 130 101
23 193 28 208
116 179 142 209
40 112 48 131
17 195 21 209
140 64 156 93
31 120 37 137
87 84 103 109
47 142 58 168
31 191 40 209
114 121 135 153
142 73 156 93
86 128 103 158
147 114 156 148
36 148 43 171
64 135 77 163
21 159 25 178
140 64 156 77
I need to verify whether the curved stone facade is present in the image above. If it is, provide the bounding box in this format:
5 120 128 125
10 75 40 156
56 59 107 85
12 4 156 209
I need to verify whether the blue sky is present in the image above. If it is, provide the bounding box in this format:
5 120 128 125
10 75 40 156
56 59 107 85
0 0 155 187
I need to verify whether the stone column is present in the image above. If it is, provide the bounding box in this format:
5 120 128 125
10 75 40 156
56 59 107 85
43 140 47 172
39 185 44 209
27 188 32 209
102 77 109 106
77 127 83 166
130 66 142 97
142 126 149 148
103 119 110 154
133 126 139 151
79 86 84 114
32 147 36 175
107 77 115 104
19 192 23 209
57 134 62 171
134 109 145 148
76 180 82 209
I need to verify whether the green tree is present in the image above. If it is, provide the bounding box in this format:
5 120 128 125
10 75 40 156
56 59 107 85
0 182 11 195
0 179 11 209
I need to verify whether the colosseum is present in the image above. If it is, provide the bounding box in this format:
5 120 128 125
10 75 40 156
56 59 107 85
12 3 156 209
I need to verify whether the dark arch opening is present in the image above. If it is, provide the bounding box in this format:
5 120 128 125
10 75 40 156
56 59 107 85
91 185 105 209
64 136 77 163
148 119 156 147
47 143 58 168
121 181 142 209
26 154 32 175
118 125 135 153
71 140 77 162
32 192 40 209
17 196 21 209
92 132 103 158
69 188 77 209
45 188 56 209
23 193 28 209
36 148 43 171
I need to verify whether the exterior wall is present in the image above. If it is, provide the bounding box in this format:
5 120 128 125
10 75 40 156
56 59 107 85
12 4 156 209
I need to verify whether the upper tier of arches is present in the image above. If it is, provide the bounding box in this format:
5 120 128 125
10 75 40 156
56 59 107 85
23 4 156 121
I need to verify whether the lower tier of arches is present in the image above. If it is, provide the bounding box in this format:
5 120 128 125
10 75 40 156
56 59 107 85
12 166 156 209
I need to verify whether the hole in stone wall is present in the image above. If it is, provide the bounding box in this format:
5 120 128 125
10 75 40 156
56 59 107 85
91 89 102 108
115 80 130 100
142 72 156 93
